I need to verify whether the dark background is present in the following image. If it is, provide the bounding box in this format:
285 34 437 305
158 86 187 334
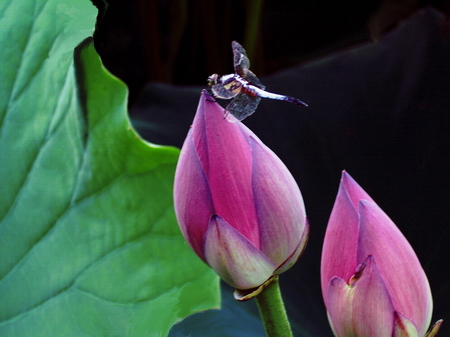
91 1 450 336
92 0 449 103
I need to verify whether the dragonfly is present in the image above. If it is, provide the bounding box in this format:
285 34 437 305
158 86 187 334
208 41 307 121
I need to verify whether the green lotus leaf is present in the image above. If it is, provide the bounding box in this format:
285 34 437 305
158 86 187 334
0 1 220 335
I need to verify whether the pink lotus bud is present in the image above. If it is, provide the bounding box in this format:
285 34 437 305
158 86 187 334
321 171 434 336
174 90 308 290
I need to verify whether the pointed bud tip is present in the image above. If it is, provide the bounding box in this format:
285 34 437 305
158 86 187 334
341 170 355 184
201 89 215 102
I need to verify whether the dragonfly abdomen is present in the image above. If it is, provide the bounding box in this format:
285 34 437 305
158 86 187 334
250 86 308 107
283 96 308 107
241 85 261 97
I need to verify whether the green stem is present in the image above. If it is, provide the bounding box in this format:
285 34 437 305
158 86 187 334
255 276 293 337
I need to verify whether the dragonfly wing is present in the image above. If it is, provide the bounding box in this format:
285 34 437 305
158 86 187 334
232 41 250 77
244 69 265 90
226 94 261 121
232 41 265 90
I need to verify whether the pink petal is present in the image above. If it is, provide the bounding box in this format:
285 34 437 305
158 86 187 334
248 135 307 266
327 256 395 337
174 131 214 261
321 171 360 303
393 312 419 337
193 91 260 246
274 220 309 274
341 171 375 208
358 200 433 336
204 215 277 289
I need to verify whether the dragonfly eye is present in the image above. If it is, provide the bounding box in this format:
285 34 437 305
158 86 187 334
208 74 220 86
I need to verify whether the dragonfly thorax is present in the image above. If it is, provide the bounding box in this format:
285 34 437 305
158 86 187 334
208 73 247 99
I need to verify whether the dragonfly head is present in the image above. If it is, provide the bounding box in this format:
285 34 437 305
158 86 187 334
208 73 220 86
